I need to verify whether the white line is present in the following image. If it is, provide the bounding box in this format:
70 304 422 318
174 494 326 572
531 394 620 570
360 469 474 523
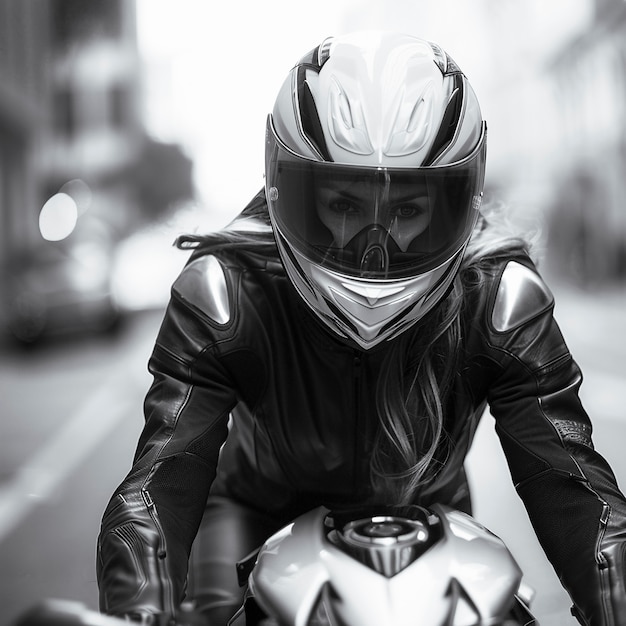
0 357 149 542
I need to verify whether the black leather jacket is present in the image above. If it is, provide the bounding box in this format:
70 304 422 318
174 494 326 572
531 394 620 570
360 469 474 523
97 241 626 625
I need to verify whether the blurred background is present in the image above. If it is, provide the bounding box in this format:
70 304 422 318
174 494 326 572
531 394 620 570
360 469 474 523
0 0 624 624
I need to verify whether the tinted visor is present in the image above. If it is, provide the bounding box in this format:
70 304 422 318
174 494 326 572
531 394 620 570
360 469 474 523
266 117 487 279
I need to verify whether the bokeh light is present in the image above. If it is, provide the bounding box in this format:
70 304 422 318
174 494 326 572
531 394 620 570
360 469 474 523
38 193 79 242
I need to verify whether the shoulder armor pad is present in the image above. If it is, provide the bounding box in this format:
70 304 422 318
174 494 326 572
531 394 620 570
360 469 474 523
491 261 553 332
173 255 231 324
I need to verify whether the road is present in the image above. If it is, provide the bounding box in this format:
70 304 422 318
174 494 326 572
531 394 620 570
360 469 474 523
0 309 163 625
0 282 624 626
468 283 626 625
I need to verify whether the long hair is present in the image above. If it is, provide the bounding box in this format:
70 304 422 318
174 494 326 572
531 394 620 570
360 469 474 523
371 197 535 505
176 189 275 255
178 190 535 505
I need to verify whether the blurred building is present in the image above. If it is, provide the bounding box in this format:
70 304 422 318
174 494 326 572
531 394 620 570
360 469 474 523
41 0 143 240
0 0 53 275
435 0 626 286
545 0 626 284
0 0 145 342
0 0 142 255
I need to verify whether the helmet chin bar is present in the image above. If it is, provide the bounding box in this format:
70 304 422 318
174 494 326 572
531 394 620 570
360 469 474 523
276 231 463 350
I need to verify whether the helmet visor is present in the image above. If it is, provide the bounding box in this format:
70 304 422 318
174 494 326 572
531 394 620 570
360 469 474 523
266 117 487 279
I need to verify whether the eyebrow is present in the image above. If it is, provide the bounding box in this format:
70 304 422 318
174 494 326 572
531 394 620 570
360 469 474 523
390 192 429 203
319 186 366 204
319 185 429 207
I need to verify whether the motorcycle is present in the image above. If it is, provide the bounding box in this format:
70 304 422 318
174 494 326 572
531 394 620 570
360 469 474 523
14 505 537 626
229 504 537 626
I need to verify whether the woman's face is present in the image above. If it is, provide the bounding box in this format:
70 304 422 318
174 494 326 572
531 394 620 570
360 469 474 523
316 177 434 253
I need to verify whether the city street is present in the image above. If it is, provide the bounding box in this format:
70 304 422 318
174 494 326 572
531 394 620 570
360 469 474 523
0 307 164 625
0 2 625 626
0 281 624 626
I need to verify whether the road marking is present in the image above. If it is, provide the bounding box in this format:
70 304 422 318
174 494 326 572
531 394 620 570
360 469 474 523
0 351 150 542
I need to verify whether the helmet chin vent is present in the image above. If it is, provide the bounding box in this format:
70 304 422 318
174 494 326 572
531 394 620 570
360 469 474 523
324 298 359 336
379 303 422 338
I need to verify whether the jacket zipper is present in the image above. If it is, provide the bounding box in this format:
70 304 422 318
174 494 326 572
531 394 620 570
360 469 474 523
573 457 614 625
595 501 613 625
142 488 176 618
352 352 363 494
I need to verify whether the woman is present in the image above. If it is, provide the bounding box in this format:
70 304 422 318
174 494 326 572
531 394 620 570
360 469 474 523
97 32 626 625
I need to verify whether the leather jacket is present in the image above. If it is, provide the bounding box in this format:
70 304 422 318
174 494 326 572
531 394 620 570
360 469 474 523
97 231 626 625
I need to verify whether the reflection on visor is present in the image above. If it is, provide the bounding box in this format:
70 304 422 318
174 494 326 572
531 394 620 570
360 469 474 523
316 171 433 251
266 118 486 279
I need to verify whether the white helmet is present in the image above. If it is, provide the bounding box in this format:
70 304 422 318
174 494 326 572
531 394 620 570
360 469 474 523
265 32 486 349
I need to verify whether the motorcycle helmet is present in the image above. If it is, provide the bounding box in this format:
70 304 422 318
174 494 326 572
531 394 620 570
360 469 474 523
265 31 486 349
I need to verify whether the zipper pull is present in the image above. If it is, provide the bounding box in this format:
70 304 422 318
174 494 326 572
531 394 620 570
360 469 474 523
142 489 154 508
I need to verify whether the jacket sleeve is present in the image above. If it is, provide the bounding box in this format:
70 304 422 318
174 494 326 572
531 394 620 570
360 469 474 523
482 260 626 626
96 256 238 622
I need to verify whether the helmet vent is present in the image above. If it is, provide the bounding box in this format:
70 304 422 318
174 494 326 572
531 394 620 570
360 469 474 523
429 42 463 76
317 36 334 67
430 42 448 74
327 77 374 156
423 75 464 165
297 66 332 160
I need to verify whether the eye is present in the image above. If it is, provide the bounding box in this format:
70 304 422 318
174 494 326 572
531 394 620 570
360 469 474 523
392 203 426 219
329 198 359 214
